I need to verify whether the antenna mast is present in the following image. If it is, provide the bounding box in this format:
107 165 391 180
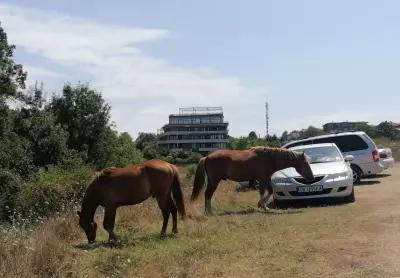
265 101 269 137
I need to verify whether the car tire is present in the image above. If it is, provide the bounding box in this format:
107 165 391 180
343 187 355 203
351 165 362 184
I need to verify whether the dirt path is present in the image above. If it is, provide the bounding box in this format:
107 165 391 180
181 165 400 278
346 165 400 277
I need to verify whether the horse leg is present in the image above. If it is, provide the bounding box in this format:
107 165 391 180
258 178 272 211
103 206 118 241
204 178 219 216
169 196 178 234
156 195 170 236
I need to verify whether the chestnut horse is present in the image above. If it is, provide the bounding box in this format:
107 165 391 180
77 160 186 243
191 147 314 215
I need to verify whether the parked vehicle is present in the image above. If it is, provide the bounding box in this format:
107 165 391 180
379 148 395 169
283 132 384 184
272 143 354 204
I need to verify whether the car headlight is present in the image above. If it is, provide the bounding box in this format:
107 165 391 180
272 178 293 185
325 172 352 183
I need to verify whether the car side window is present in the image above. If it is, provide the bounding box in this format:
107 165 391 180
313 138 333 144
307 135 368 152
334 135 368 152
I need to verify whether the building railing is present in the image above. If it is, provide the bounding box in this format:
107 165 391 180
164 121 229 126
166 147 220 152
159 138 228 144
161 130 228 135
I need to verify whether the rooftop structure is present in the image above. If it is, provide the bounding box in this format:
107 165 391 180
158 107 229 153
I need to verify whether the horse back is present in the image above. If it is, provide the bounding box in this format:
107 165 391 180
206 149 262 181
95 160 175 206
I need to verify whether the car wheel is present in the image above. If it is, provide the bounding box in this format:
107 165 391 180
351 165 362 184
343 187 355 203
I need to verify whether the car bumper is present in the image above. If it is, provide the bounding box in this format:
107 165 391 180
359 161 384 176
380 158 395 169
273 181 353 200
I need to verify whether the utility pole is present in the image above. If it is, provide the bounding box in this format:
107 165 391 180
265 101 269 138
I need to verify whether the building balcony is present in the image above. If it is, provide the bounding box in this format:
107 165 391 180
158 138 228 144
162 122 229 128
166 147 221 152
161 130 228 135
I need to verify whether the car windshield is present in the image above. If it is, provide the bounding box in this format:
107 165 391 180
293 146 342 164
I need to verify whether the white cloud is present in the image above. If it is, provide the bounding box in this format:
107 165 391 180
0 3 271 137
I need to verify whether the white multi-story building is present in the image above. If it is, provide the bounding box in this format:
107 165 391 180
158 107 229 153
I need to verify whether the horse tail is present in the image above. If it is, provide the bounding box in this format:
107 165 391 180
191 157 207 202
171 168 186 219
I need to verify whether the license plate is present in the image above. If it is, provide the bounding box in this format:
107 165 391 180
297 185 323 193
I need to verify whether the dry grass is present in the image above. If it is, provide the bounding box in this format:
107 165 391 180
2 166 400 277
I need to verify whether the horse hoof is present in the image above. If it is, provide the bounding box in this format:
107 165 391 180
108 235 119 243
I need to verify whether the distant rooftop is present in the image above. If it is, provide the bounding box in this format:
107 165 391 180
171 107 223 116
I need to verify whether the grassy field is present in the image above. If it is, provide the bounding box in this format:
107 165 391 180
1 166 400 277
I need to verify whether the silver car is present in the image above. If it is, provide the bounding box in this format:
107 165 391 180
283 132 384 184
379 148 395 169
272 143 355 204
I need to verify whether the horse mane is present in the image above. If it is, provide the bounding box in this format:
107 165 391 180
250 146 301 162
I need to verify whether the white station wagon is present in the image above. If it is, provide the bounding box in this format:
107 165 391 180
272 143 354 204
283 132 383 184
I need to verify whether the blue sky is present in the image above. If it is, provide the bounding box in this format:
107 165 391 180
1 1 399 137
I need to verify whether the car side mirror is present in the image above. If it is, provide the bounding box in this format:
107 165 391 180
344 155 354 162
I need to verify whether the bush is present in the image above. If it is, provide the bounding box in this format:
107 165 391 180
165 150 202 164
185 164 197 182
15 165 94 221
0 169 24 222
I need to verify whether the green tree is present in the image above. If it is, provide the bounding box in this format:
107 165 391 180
376 121 400 140
108 132 144 167
356 122 378 138
135 132 165 159
299 126 325 139
47 84 111 165
14 86 69 168
281 130 289 143
136 133 158 151
0 22 27 99
248 131 258 140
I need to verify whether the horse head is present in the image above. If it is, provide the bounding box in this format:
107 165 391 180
295 153 314 182
77 210 97 244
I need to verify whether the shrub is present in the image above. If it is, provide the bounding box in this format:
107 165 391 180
0 169 23 222
15 165 94 221
185 164 197 182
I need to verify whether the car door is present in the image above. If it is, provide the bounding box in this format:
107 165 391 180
334 135 370 165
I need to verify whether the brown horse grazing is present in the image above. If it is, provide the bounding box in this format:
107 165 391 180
77 160 186 243
191 147 314 215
